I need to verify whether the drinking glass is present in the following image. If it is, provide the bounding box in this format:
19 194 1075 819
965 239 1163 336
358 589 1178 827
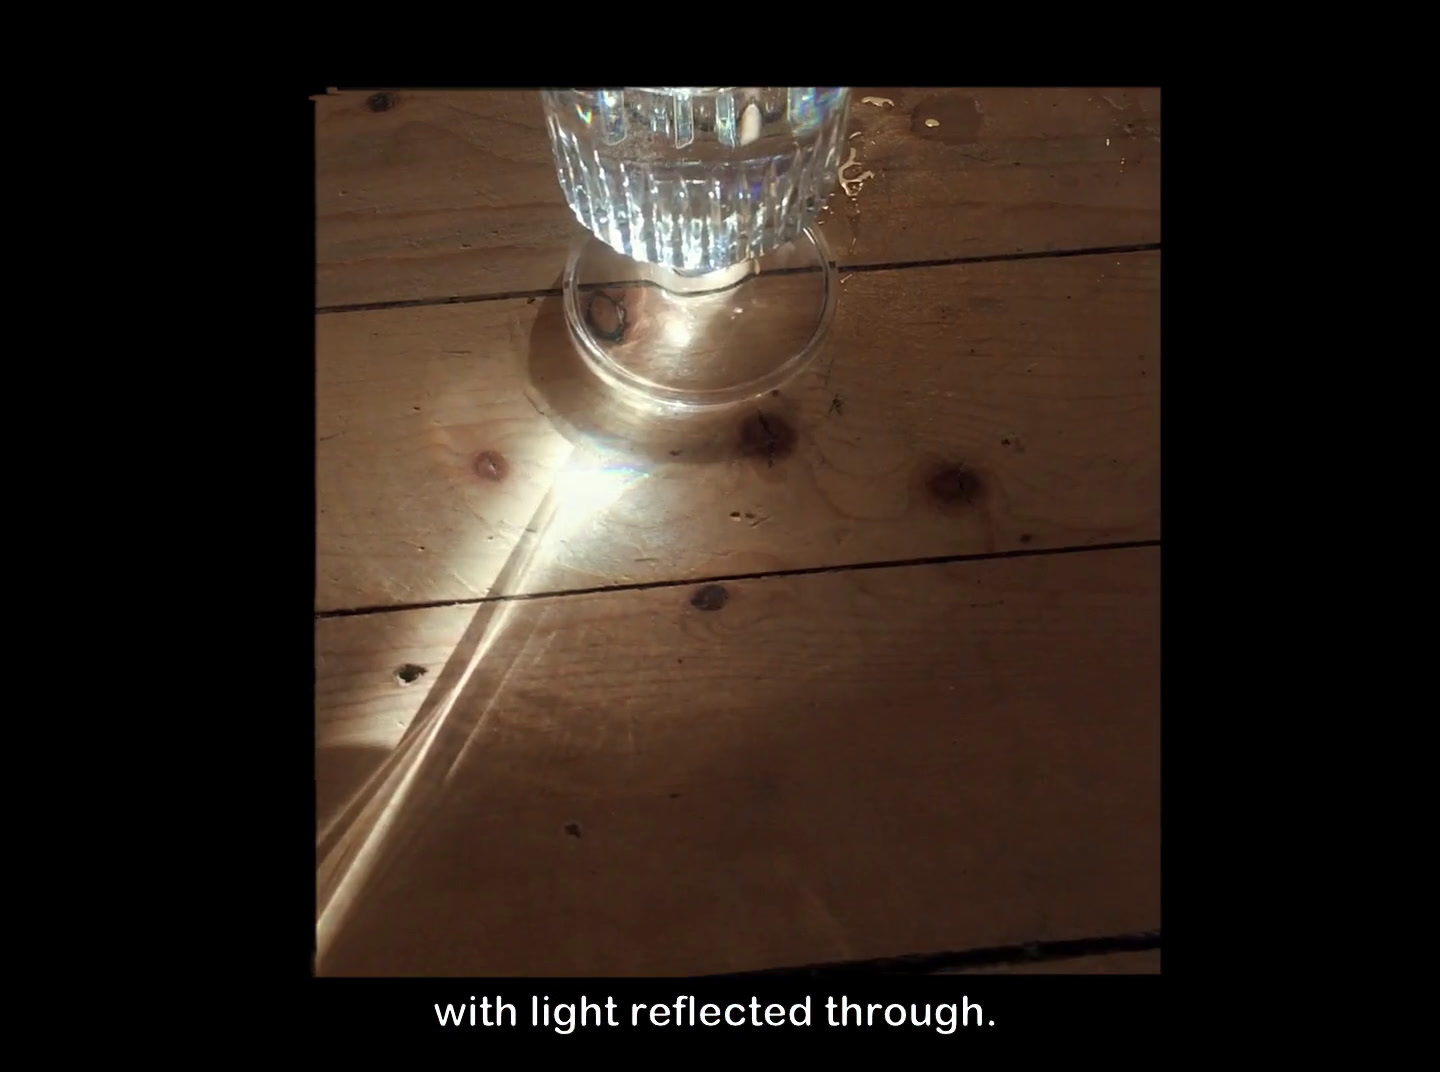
541 88 850 409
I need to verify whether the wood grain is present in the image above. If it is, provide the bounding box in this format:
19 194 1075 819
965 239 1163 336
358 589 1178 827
316 251 1159 612
316 87 1160 308
316 602 471 833
316 544 1159 976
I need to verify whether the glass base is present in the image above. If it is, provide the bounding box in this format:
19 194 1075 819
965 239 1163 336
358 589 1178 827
561 224 837 411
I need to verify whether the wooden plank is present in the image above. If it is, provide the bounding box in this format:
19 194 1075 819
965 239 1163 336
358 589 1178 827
316 87 1159 308
950 950 1160 974
315 603 473 834
317 251 1159 612
316 545 1159 976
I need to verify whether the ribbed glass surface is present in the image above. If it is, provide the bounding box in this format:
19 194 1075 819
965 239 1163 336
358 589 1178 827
542 88 849 272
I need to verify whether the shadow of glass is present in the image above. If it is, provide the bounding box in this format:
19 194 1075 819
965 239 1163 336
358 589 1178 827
319 258 816 966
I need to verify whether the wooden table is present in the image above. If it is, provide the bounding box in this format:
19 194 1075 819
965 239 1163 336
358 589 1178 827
314 87 1161 977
